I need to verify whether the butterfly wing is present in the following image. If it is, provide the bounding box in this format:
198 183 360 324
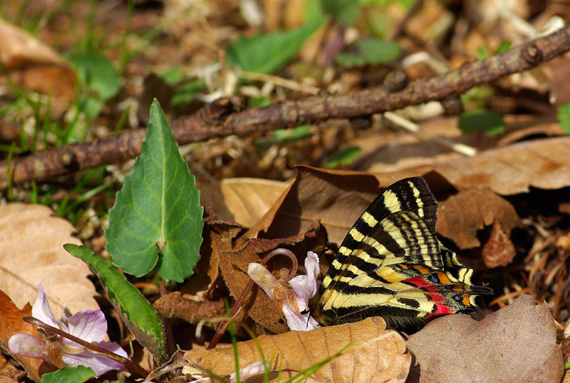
321 177 440 292
315 177 491 330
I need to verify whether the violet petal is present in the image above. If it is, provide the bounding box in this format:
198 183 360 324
8 334 49 361
65 310 108 343
32 284 61 330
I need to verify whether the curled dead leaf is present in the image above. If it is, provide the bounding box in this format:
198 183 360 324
253 165 384 244
437 187 519 250
481 218 517 267
184 317 410 383
407 295 563 383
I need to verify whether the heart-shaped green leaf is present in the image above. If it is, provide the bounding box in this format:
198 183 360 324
105 100 203 282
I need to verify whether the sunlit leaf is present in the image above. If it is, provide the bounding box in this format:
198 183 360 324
226 21 322 74
105 100 204 282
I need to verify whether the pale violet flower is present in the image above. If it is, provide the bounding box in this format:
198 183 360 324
8 284 128 377
248 251 320 331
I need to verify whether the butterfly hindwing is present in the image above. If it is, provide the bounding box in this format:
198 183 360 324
315 177 492 330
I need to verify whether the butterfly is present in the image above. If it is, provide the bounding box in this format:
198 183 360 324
313 177 492 331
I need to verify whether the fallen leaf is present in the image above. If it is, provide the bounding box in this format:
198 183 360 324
437 187 519 249
251 165 383 244
407 295 563 383
0 290 48 381
0 19 76 101
184 317 410 383
154 292 226 327
0 204 99 318
371 137 570 196
481 218 517 267
200 178 289 228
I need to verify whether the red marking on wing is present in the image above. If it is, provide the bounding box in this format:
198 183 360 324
427 303 454 317
404 276 432 288
426 292 446 303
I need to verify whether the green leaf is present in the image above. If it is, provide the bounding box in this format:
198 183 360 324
39 366 95 383
335 38 401 67
105 100 204 282
171 79 206 107
459 109 504 136
226 21 322 74
255 125 313 146
321 0 359 26
64 244 166 361
68 52 120 101
495 40 512 54
325 146 361 168
557 102 570 134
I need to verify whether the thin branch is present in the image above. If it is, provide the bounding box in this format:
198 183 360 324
1 23 570 188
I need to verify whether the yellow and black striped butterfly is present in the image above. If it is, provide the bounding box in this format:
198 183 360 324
313 177 492 331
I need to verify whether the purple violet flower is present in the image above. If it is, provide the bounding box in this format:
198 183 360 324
248 251 320 331
8 284 128 377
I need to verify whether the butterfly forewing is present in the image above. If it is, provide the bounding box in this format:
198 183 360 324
315 177 492 330
321 178 439 291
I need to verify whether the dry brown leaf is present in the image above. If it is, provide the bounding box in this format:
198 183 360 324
154 291 226 327
0 203 98 318
0 19 75 101
481 218 517 267
437 187 519 250
184 317 410 383
407 295 563 383
0 290 47 381
435 137 570 194
200 178 289 228
252 165 383 244
372 137 570 196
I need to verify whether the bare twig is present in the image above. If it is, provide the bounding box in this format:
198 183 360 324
2 23 570 188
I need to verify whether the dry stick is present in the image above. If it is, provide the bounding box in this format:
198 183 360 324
2 23 570 189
